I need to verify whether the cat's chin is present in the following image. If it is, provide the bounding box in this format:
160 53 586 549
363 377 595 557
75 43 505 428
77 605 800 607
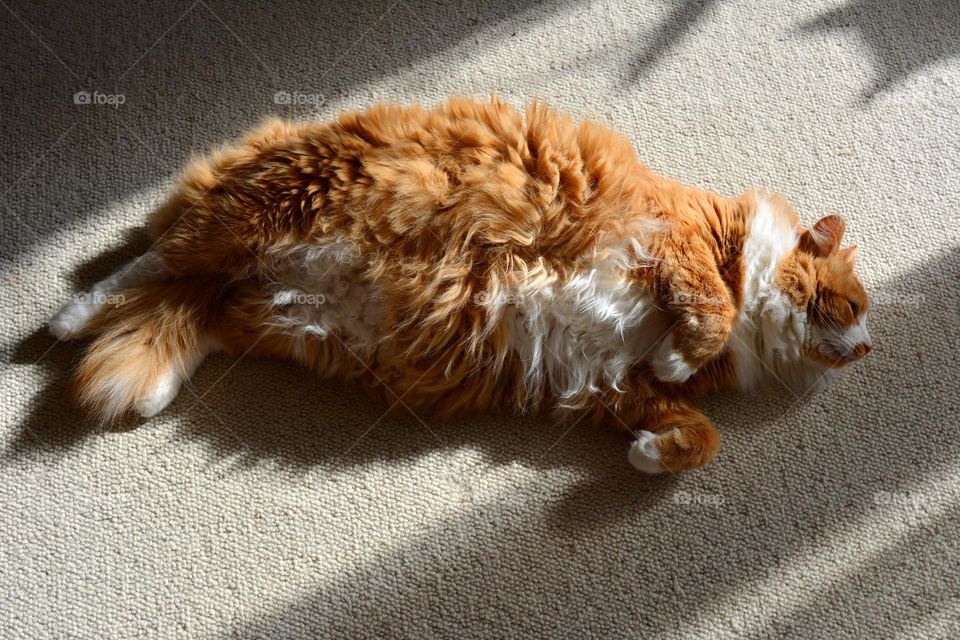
806 345 856 369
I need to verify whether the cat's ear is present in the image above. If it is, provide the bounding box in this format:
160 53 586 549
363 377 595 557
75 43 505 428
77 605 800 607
839 245 859 266
798 215 845 256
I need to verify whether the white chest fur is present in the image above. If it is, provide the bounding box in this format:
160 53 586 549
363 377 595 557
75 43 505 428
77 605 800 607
728 195 825 392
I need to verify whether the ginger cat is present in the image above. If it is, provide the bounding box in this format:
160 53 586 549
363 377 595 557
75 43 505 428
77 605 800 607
49 97 871 473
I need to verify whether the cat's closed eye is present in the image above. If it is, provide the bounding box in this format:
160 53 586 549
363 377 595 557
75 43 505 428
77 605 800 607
848 300 859 317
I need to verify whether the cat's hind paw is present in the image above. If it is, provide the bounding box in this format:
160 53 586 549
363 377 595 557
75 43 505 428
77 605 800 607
137 370 183 418
49 294 100 340
628 430 665 474
650 334 696 383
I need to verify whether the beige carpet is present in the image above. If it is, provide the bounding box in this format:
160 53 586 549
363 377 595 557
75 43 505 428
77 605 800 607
2 0 959 637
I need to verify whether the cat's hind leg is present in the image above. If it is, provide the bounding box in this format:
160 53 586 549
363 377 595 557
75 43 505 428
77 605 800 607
49 250 169 341
628 403 720 473
72 278 222 422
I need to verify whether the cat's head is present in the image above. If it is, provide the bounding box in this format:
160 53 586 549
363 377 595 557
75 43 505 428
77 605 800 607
776 214 872 370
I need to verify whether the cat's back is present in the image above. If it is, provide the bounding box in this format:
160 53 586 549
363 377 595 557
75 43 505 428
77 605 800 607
313 97 649 261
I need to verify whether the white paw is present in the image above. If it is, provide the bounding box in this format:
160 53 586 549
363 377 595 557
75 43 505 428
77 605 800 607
137 372 182 418
49 295 100 340
628 430 664 474
650 334 696 383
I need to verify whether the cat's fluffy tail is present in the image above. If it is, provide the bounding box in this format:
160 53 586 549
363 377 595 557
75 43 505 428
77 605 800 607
71 279 220 423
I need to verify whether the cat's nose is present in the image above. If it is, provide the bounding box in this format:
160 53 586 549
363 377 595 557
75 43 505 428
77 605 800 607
851 342 872 359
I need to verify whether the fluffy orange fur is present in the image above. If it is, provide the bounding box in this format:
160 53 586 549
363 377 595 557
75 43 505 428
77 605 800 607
62 97 870 472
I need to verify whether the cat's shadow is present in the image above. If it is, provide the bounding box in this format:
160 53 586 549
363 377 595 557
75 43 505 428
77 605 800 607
10 326 686 512
9 229 154 447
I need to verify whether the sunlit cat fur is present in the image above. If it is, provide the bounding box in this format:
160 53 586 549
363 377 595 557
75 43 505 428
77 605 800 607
50 97 872 473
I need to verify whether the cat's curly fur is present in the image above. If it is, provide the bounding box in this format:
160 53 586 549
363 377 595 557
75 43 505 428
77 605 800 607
50 97 871 472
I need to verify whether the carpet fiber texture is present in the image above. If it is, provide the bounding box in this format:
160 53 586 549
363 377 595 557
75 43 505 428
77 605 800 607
2 0 959 637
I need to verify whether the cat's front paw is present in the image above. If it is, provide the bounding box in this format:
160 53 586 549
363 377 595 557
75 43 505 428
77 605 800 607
628 430 664 474
650 334 696 383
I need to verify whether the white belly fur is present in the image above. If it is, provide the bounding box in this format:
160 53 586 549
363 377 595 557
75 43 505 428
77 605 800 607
267 236 669 407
